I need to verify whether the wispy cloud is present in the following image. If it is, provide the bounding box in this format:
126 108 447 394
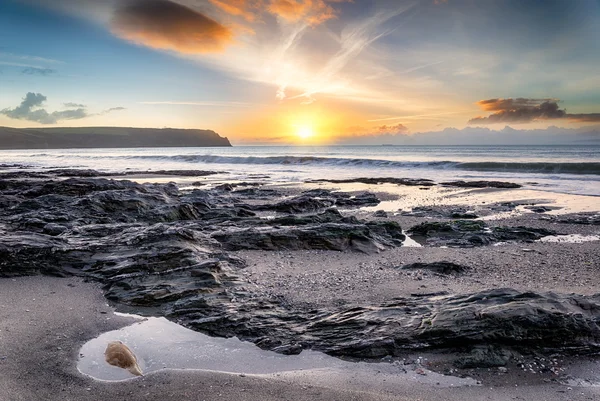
0 61 45 69
101 106 127 114
368 111 463 122
273 4 416 103
140 100 255 107
21 67 56 76
0 52 63 64
400 60 443 74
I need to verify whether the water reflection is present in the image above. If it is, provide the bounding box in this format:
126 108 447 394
78 315 478 389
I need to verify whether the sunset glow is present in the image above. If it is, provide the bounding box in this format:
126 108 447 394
1 0 599 144
296 125 314 140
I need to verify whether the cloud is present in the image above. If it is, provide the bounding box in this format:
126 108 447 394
469 98 600 124
104 106 127 112
208 0 348 25
21 67 56 76
376 123 409 134
209 0 261 22
111 0 234 54
141 100 254 107
565 113 600 123
1 92 124 124
267 0 347 26
279 5 414 102
339 123 411 140
334 125 600 146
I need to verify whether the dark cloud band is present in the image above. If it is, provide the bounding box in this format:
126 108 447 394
111 0 233 54
469 98 600 124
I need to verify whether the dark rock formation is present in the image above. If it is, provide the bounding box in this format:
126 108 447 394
407 220 557 247
251 189 380 214
0 169 222 180
373 210 388 218
212 220 405 254
557 213 600 225
441 180 521 189
167 288 600 360
309 178 521 189
1 170 598 367
401 207 478 219
400 261 470 275
309 177 435 186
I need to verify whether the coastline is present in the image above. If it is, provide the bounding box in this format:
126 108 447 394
0 166 599 400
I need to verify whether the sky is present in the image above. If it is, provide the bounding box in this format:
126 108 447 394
1 0 600 145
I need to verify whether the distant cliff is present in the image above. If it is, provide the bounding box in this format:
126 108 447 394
0 127 232 149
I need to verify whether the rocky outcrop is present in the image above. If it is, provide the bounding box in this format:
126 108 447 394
251 189 380 214
557 213 600 225
441 180 521 189
400 261 470 275
167 288 600 360
309 178 520 188
407 220 557 247
400 206 478 219
212 220 405 253
1 171 598 367
309 177 435 186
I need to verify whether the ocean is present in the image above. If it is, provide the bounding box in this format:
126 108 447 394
1 145 599 196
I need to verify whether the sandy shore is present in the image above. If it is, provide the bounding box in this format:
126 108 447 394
1 276 599 401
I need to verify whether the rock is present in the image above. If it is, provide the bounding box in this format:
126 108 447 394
407 220 557 247
441 180 521 189
400 261 470 275
557 213 600 225
373 210 388 218
168 288 600 363
131 170 220 177
455 346 512 368
2 170 598 368
401 207 443 218
258 194 336 214
450 210 478 219
212 220 405 254
334 192 380 207
42 223 68 236
251 190 379 214
213 183 234 192
308 177 435 186
525 206 551 213
400 207 478 219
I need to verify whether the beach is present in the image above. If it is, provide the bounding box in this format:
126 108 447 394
2 276 600 401
0 150 599 400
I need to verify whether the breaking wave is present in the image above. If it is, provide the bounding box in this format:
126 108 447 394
27 153 600 175
123 155 600 175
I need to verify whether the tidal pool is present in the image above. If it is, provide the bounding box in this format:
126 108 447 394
78 314 478 389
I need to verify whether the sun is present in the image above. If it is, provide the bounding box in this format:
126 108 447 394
296 125 314 139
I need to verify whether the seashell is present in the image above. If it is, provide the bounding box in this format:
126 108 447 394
104 340 143 376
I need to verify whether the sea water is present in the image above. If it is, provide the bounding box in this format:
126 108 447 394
1 145 599 196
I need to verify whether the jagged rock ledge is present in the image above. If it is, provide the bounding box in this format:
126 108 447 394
0 171 598 367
